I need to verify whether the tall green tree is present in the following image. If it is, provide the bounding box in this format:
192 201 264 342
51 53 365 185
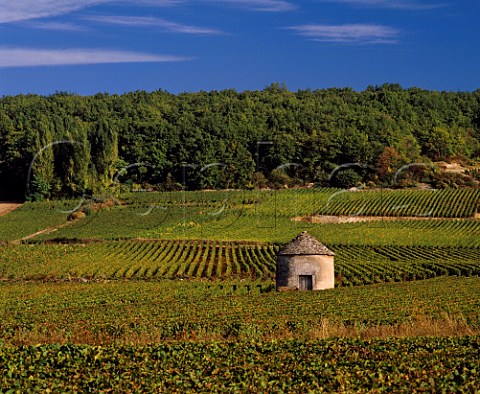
30 114 54 199
90 118 118 191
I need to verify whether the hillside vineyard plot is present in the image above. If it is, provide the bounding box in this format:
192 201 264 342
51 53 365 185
0 277 479 345
30 216 480 246
2 240 480 285
2 188 480 243
119 188 480 218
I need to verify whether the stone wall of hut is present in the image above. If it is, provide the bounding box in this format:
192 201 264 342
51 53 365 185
276 254 334 290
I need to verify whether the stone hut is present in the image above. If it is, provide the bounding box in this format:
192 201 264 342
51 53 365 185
276 231 335 291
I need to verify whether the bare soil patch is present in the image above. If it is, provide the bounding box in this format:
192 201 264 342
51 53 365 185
0 202 22 217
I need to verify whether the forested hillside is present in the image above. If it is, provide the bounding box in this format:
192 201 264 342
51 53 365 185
1 83 480 199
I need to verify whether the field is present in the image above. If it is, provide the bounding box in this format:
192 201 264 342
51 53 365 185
2 337 479 392
1 187 480 391
2 241 480 286
1 276 479 391
1 188 477 247
1 276 479 345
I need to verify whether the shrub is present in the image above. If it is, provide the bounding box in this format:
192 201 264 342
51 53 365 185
331 169 363 189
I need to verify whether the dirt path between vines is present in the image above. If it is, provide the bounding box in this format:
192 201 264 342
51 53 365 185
0 203 22 217
19 224 68 242
7 222 74 245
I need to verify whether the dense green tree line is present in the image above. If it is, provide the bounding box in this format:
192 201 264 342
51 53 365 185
0 84 479 199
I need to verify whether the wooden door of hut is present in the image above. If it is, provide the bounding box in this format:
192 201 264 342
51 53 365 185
299 275 313 290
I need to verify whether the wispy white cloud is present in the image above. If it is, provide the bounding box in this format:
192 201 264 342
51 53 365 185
318 0 444 11
0 0 294 25
208 0 296 12
130 0 185 6
0 0 107 24
0 1 182 24
0 47 192 67
288 23 400 44
22 21 87 32
86 15 224 35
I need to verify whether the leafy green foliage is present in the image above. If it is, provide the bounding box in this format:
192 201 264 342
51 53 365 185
1 337 479 392
331 168 363 188
28 176 51 201
1 86 480 198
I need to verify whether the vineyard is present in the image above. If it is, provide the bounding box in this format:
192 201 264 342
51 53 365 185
0 200 70 242
304 187 480 218
1 187 480 243
117 187 480 218
1 240 480 285
28 211 480 247
1 337 479 392
1 188 480 391
0 277 479 345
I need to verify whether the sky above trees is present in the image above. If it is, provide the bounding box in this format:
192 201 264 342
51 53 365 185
0 0 479 95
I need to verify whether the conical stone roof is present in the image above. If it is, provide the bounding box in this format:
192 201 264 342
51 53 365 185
278 231 335 256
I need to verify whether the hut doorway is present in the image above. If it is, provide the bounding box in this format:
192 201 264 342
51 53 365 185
299 275 313 291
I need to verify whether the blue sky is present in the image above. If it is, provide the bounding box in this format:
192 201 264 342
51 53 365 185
0 0 478 96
